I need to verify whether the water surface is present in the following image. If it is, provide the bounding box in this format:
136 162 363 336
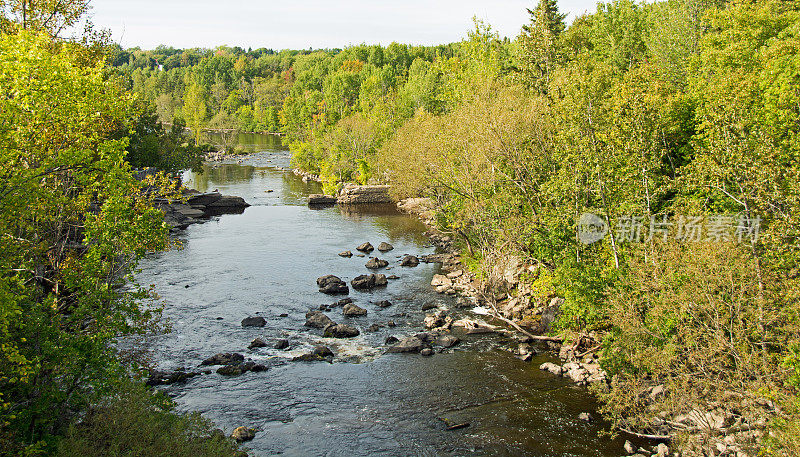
136 136 633 456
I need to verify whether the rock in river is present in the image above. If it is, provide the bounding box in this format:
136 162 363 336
377 242 394 252
248 338 268 349
351 273 387 290
274 339 290 350
323 323 360 338
241 316 267 327
365 257 389 269
317 275 349 295
434 334 460 348
386 336 425 353
400 255 419 267
375 300 393 308
305 310 335 329
231 426 256 443
356 242 374 253
420 348 434 357
343 303 367 316
293 345 335 362
338 250 353 257
201 353 244 366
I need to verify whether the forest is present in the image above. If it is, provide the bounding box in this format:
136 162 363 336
2 0 799 455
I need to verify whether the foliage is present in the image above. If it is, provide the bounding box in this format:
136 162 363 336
55 381 245 457
0 31 172 455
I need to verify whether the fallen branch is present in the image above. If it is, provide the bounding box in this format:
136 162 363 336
489 310 563 343
576 344 602 358
619 427 672 442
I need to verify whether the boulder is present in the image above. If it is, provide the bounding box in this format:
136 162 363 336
400 255 419 267
624 440 636 455
375 300 393 308
231 426 256 443
317 275 349 295
351 274 375 290
420 348 434 357
434 335 460 348
305 310 335 329
377 242 394 252
274 339 290 350
248 338 268 349
384 335 400 345
323 323 360 338
424 313 445 329
365 257 389 269
241 316 266 327
313 345 334 358
351 274 388 290
201 353 244 366
335 298 353 306
540 297 563 333
293 346 334 362
342 303 367 317
186 192 222 207
386 336 424 353
207 195 249 208
421 302 437 311
217 365 243 376
337 184 391 204
308 194 336 205
146 369 200 386
539 362 563 376
338 250 353 257
431 274 452 288
356 242 374 253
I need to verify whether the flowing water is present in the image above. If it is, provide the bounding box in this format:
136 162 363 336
135 134 637 456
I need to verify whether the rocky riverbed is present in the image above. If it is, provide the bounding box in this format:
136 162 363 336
132 144 647 457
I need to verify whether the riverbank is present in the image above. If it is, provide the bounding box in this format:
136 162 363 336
395 196 769 457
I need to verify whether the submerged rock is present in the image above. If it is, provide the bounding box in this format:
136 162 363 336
274 339 290 350
375 300 393 308
241 316 267 327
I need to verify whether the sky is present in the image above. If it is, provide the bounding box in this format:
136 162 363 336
84 0 598 51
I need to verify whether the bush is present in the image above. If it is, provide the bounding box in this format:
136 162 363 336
56 382 246 457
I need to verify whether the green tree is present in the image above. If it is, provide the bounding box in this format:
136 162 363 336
184 80 208 145
517 0 567 91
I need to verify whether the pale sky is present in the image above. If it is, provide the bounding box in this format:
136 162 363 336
84 0 598 50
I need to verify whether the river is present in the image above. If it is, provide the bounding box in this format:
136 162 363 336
135 134 635 456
